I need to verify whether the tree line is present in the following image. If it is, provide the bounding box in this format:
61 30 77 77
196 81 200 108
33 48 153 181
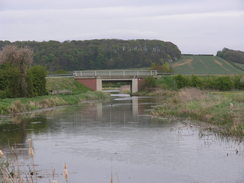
217 48 244 64
0 39 181 71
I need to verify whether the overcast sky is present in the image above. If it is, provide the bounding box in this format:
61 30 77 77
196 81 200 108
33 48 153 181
0 0 243 53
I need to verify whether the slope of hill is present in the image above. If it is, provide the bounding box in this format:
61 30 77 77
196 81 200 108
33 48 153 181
172 55 244 74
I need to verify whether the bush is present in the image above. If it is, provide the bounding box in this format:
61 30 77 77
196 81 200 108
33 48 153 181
143 76 157 89
213 76 233 91
191 75 203 88
156 76 177 90
0 64 21 98
174 75 190 88
232 75 244 90
28 66 47 96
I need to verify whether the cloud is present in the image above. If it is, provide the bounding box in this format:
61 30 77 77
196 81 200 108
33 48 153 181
0 0 243 53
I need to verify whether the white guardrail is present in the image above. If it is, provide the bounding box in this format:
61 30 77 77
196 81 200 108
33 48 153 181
73 70 158 78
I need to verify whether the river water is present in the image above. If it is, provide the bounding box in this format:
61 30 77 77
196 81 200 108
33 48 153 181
0 96 244 183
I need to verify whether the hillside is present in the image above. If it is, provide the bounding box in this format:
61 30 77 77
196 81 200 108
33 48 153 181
172 55 244 74
0 39 181 71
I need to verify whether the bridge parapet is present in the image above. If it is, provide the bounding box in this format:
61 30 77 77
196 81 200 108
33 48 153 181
73 70 157 78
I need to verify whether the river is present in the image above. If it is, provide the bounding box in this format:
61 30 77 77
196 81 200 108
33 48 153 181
0 95 243 183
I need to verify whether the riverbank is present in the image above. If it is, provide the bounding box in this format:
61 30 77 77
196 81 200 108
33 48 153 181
0 91 109 115
147 88 244 137
0 77 109 115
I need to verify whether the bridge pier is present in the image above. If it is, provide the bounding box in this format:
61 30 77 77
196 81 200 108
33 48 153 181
96 78 102 91
132 79 138 93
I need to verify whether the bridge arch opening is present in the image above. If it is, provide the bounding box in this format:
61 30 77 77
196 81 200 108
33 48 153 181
102 80 132 93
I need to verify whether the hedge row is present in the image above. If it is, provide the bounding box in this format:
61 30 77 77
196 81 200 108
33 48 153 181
156 75 244 91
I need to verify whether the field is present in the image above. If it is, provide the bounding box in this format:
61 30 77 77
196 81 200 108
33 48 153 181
172 55 244 74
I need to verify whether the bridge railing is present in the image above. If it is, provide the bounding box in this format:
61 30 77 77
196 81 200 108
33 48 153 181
73 70 158 78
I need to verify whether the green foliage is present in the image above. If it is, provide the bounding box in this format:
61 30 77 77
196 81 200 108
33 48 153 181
143 76 157 89
156 76 177 90
28 66 47 96
191 75 203 88
0 40 181 71
157 75 244 91
52 69 69 74
151 62 173 73
0 46 48 98
213 77 233 91
174 75 190 88
217 48 244 64
0 64 20 98
232 75 244 89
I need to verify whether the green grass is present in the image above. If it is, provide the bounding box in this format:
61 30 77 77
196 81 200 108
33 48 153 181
46 77 90 94
151 89 244 137
173 55 244 74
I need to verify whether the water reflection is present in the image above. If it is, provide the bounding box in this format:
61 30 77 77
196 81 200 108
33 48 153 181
0 96 243 183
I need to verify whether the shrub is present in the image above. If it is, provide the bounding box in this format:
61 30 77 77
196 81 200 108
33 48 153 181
174 75 190 89
213 76 233 91
0 64 21 98
232 75 244 90
157 76 177 90
190 75 203 88
143 76 157 89
28 66 47 96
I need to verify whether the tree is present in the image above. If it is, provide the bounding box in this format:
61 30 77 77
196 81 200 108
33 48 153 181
151 62 173 73
0 45 33 97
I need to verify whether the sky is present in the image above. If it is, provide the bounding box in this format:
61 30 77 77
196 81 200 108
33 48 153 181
0 0 243 54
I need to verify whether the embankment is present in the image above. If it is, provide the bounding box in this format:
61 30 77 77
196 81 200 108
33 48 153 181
0 77 109 115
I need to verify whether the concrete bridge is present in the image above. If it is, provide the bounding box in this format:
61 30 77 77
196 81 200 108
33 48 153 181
73 70 158 93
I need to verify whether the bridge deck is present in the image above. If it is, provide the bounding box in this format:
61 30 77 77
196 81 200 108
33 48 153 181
73 70 158 78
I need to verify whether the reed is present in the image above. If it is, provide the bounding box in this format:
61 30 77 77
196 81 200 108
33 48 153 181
63 163 69 182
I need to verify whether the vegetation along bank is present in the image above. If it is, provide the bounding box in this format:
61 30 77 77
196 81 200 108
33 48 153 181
139 75 244 137
0 77 108 115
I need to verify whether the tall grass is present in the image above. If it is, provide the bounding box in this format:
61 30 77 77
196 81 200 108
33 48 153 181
152 88 244 137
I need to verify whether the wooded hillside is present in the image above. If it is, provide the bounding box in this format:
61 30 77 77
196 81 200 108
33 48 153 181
0 39 181 71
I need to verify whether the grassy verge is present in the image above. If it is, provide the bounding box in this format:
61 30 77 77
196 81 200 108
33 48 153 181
0 78 109 115
150 88 244 137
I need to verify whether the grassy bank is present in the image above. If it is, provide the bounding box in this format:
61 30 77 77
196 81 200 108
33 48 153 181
0 77 109 115
150 88 244 137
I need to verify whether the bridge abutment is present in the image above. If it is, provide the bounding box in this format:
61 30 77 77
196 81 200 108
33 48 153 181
76 78 97 91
